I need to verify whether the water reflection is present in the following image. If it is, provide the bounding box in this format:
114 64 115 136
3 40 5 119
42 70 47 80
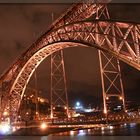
0 123 140 140
78 130 86 136
52 123 140 136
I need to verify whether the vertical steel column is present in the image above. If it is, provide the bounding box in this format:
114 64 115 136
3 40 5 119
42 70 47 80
117 60 126 111
50 53 53 118
61 50 69 117
98 50 107 114
96 4 126 113
34 68 39 119
50 51 69 118
50 13 69 118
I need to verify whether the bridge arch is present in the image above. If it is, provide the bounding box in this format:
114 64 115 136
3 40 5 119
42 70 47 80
1 20 140 120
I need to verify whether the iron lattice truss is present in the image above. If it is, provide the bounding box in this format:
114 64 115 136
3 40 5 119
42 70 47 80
98 51 125 113
50 1 110 118
95 3 125 113
0 1 108 120
0 1 139 120
50 50 69 118
6 20 140 120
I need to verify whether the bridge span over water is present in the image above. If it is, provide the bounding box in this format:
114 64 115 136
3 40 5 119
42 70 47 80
0 0 140 136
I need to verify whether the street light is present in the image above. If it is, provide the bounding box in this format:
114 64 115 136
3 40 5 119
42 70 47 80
76 102 80 107
75 101 83 109
119 96 123 100
40 122 47 130
106 97 109 100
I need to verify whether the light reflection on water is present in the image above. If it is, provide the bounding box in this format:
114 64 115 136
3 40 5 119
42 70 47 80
0 123 140 140
52 123 140 136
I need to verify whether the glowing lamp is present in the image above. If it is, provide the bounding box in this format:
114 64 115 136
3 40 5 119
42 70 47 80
3 111 8 116
104 109 107 114
76 102 80 107
106 97 109 100
119 96 123 100
40 122 47 130
0 123 11 134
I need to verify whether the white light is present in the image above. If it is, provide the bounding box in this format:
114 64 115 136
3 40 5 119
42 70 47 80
3 111 8 116
130 123 136 128
119 96 123 100
0 123 11 134
76 102 80 107
101 127 105 131
12 127 16 132
104 109 107 114
109 126 113 130
40 122 47 130
70 130 74 136
106 97 109 100
78 130 85 136
84 109 93 113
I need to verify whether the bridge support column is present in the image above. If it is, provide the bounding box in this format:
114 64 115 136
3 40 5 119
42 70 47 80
98 50 126 114
50 50 69 118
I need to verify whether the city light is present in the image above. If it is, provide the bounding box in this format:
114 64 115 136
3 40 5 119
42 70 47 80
0 122 11 134
3 111 8 116
40 122 47 130
70 130 74 136
101 127 105 131
109 126 113 130
76 102 80 107
106 97 109 100
75 101 83 109
78 130 86 136
104 109 107 114
26 112 29 115
36 112 39 115
12 127 16 132
119 96 123 100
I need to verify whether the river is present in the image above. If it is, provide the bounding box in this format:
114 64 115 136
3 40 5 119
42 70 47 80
0 123 140 140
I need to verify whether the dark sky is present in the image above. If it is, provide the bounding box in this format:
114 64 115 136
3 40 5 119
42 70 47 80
0 3 140 107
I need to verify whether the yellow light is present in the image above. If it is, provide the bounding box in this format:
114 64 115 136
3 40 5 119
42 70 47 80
40 122 47 130
70 130 74 136
40 98 45 103
12 127 16 132
36 112 39 115
50 114 53 119
106 97 109 100
109 126 113 130
104 109 107 114
3 111 8 116
30 95 33 98
101 127 105 131
119 96 123 100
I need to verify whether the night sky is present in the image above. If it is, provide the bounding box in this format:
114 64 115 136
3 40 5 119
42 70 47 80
0 3 140 107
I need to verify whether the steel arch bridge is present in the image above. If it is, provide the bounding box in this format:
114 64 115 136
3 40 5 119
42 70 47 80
0 1 140 121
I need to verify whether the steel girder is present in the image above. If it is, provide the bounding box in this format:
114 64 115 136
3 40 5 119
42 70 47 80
49 1 109 118
3 20 139 120
0 1 109 121
0 2 107 86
